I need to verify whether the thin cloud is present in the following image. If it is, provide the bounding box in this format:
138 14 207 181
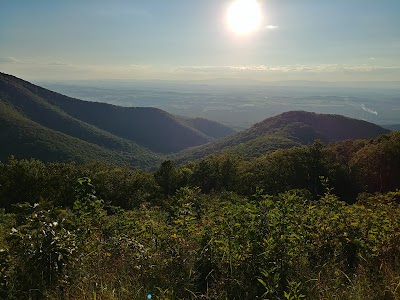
93 7 149 18
129 64 152 70
0 57 21 64
175 65 277 73
265 25 279 30
46 60 68 66
362 104 378 115
175 64 400 74
0 57 70 66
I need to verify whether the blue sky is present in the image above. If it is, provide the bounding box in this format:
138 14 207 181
1 0 400 81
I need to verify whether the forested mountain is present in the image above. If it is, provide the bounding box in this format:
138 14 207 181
178 110 390 162
0 73 237 154
0 73 235 166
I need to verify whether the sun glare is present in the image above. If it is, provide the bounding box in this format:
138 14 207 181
226 0 263 35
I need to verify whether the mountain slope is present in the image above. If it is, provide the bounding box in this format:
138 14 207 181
177 111 390 161
0 73 166 168
0 72 212 153
0 100 161 167
0 72 231 167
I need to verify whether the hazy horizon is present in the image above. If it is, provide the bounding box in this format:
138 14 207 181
36 78 400 129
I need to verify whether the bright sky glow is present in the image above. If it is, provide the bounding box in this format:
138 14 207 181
226 0 263 35
0 0 400 82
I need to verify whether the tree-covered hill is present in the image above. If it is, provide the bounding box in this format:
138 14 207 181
177 110 390 162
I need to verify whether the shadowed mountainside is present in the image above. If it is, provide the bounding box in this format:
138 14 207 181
0 72 231 167
0 73 226 154
0 99 163 168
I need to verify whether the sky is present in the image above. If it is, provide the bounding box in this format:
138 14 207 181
1 0 400 82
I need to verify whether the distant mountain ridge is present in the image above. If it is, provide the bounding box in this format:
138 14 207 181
383 124 400 131
177 111 390 162
0 72 233 167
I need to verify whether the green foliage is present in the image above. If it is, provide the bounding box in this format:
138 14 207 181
0 208 15 299
73 177 105 226
349 132 400 192
190 154 241 193
2 185 400 299
154 160 180 196
0 158 159 209
283 281 306 300
74 177 102 210
0 130 399 299
6 201 76 299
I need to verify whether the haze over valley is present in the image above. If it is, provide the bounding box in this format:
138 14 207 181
38 79 400 129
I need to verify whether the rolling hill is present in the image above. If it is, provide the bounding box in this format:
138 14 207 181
177 111 390 162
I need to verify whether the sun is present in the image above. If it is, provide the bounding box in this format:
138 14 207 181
226 0 263 35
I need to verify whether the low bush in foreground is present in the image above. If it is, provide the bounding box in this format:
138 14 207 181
1 179 400 299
